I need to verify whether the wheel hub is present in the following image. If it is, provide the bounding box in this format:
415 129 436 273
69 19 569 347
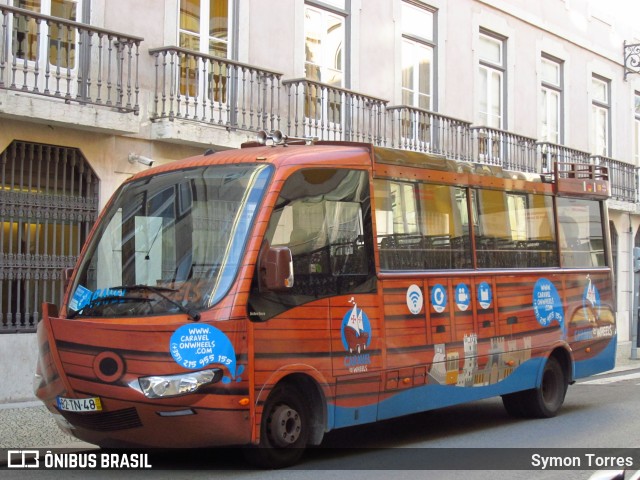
268 404 302 447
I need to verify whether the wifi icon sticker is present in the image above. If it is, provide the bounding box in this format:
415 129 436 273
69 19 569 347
406 284 424 315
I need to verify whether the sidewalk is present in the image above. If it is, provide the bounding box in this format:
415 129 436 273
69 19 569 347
0 400 95 450
1 342 637 451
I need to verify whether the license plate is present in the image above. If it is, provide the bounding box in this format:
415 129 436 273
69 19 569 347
56 396 102 412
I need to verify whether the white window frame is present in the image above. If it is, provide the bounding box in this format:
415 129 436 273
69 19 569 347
176 0 235 109
540 55 563 145
177 0 234 58
400 1 435 111
304 2 346 87
478 31 505 130
591 75 611 157
10 0 83 90
303 1 348 128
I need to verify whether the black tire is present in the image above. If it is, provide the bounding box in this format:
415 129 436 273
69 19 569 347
243 384 310 469
501 391 527 417
519 356 568 418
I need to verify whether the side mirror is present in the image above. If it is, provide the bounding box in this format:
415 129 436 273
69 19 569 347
259 244 294 292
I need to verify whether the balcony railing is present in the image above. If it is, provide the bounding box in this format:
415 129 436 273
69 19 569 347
282 78 387 144
0 4 141 112
590 155 638 203
149 46 282 132
2 21 638 205
469 126 539 173
537 142 591 173
386 105 472 160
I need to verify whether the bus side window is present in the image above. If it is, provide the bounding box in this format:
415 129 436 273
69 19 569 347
557 198 606 268
374 179 473 270
473 189 558 269
249 169 375 321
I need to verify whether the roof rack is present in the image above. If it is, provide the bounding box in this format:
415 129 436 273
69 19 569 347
242 130 318 148
553 162 610 198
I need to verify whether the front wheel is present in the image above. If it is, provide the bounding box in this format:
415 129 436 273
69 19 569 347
519 356 568 418
243 384 310 468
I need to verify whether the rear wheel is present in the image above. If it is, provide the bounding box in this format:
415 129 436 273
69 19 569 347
501 391 526 417
511 356 568 418
243 384 310 468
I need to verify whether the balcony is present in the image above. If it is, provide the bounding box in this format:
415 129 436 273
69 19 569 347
590 155 639 203
1 15 637 205
470 126 539 173
148 46 282 146
386 105 471 160
0 5 142 133
281 78 387 144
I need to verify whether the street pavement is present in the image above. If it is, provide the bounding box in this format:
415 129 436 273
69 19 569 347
1 342 637 453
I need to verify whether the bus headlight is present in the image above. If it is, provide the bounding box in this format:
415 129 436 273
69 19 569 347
138 369 222 398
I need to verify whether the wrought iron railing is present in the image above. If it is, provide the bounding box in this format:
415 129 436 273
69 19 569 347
0 141 99 333
0 4 142 113
590 155 638 203
470 126 538 172
149 46 282 132
537 142 591 173
386 105 472 160
282 78 387 144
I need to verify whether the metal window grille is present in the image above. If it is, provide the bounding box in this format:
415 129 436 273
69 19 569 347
0 141 98 332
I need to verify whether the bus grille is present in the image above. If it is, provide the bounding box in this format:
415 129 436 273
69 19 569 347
59 407 142 432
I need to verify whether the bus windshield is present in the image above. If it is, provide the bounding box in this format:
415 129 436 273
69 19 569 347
67 164 272 319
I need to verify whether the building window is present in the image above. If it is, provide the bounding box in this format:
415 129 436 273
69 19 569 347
401 1 436 111
13 0 82 69
634 92 640 163
304 1 346 87
304 1 348 124
478 30 505 129
0 141 98 332
591 75 611 157
178 0 234 99
179 0 232 58
540 55 563 144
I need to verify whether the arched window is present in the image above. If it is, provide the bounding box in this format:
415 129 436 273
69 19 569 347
0 141 99 332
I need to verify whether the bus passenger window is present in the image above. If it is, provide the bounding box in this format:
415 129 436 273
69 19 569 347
374 180 472 270
557 198 606 268
473 189 558 268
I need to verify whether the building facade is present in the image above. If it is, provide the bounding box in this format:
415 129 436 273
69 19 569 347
1 0 639 401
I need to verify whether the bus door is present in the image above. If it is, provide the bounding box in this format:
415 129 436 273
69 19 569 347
248 167 377 408
330 294 382 428
322 167 379 428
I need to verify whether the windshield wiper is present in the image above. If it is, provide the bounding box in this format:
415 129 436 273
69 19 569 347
113 285 201 321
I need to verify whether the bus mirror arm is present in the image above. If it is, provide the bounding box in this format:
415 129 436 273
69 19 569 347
63 268 74 289
259 244 294 292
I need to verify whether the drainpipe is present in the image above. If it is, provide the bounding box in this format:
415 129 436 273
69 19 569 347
632 242 639 360
632 212 638 360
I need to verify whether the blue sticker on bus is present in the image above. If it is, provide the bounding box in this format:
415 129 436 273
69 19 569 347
532 278 565 332
431 284 448 313
170 324 237 378
69 285 93 311
69 285 124 311
477 282 492 309
341 300 372 355
455 283 470 311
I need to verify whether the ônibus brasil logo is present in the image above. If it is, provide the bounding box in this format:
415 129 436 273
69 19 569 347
341 297 372 373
